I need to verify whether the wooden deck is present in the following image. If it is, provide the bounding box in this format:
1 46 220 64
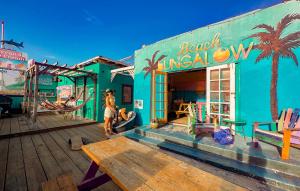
0 114 281 191
0 119 282 191
0 123 121 191
0 114 96 139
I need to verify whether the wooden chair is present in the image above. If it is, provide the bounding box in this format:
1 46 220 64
187 103 214 136
252 108 300 160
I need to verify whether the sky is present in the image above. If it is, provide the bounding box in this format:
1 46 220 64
1 0 281 66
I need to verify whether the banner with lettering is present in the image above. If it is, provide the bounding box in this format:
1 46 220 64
0 48 28 95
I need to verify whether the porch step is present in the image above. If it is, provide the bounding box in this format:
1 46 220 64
134 127 300 178
124 131 300 191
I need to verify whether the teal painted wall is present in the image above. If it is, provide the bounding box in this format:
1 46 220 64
58 64 99 121
10 96 23 110
98 64 134 122
134 1 300 136
58 62 133 122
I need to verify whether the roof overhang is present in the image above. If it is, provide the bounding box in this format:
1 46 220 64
26 59 97 79
110 65 134 82
73 56 128 69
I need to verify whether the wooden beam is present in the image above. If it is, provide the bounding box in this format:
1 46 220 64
93 76 97 120
65 76 75 83
49 64 67 74
55 69 70 76
32 65 39 123
62 71 77 76
27 70 33 118
26 64 36 73
34 62 94 75
74 78 77 117
83 77 87 118
22 71 28 114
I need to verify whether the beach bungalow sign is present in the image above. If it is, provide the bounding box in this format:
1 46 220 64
155 33 254 72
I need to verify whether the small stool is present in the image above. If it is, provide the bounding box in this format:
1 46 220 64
223 119 247 139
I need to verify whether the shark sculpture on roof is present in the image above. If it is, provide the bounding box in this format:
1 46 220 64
1 39 24 48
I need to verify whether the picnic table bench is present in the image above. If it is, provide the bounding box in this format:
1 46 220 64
176 103 195 118
79 136 247 191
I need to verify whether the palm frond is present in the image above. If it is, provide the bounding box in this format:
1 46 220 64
280 49 299 66
151 51 160 65
143 66 151 71
145 58 152 66
256 50 272 63
153 55 167 68
253 24 275 33
245 32 274 43
276 14 300 37
144 70 151 79
283 40 300 50
281 31 300 44
252 43 272 51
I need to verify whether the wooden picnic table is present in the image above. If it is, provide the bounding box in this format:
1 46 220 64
79 136 248 191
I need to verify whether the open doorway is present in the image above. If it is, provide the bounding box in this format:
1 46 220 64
152 64 236 129
168 69 206 125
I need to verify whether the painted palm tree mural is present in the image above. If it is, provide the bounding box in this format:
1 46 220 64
143 50 167 121
143 50 166 79
247 14 300 120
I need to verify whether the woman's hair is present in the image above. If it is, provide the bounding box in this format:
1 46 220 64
102 89 113 109
105 89 114 96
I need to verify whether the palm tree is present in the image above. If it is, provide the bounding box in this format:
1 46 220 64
246 14 300 120
143 50 166 79
143 51 166 121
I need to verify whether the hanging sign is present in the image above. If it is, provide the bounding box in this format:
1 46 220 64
0 49 28 95
0 48 27 61
134 99 143 109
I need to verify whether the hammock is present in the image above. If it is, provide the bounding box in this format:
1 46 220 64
39 95 91 113
63 90 84 105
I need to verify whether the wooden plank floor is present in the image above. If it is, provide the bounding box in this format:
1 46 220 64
0 114 96 139
0 121 282 191
0 122 121 191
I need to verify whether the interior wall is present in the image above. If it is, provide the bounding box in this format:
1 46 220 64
169 70 206 103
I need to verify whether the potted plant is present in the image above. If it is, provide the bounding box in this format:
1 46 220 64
150 118 159 129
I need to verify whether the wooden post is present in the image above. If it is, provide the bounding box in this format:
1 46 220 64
74 78 77 117
152 70 156 120
74 78 77 98
32 65 39 123
22 71 28 113
27 70 33 118
83 76 87 118
164 72 168 123
93 76 97 121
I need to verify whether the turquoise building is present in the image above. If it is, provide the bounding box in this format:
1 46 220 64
133 1 300 137
58 56 134 122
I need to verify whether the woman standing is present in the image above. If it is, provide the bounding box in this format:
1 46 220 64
104 89 116 137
